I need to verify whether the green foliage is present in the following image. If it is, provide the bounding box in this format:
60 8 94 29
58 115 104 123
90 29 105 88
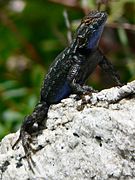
0 0 135 139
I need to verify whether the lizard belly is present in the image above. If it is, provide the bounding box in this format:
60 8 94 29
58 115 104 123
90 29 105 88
48 81 71 104
55 81 71 102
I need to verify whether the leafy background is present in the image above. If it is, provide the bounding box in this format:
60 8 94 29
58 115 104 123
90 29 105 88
0 0 135 139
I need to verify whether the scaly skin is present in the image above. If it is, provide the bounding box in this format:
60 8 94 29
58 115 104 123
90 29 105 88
13 11 121 168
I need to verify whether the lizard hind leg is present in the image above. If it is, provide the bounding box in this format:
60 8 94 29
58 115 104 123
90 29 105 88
12 101 48 148
12 114 37 150
12 101 49 171
74 85 98 101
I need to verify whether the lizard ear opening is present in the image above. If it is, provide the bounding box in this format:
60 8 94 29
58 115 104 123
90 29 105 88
77 36 86 48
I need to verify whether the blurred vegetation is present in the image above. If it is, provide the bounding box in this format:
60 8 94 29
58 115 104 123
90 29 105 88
0 0 135 139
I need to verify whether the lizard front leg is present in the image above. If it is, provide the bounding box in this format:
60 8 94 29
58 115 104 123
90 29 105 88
67 63 96 95
98 49 122 86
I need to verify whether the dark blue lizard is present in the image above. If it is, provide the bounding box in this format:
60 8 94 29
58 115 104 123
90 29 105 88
13 11 121 161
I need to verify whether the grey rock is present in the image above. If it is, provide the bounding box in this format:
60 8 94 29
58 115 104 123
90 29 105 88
0 81 135 180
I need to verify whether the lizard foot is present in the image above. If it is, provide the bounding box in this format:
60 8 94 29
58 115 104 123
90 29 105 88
74 85 98 101
12 116 44 173
12 128 36 173
21 129 36 167
76 94 89 111
82 85 98 93
117 82 125 87
13 127 44 173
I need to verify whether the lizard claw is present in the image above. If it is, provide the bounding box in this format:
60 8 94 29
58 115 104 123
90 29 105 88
82 85 98 93
21 130 36 170
12 126 39 172
12 133 21 150
74 85 97 101
117 82 125 87
12 114 45 172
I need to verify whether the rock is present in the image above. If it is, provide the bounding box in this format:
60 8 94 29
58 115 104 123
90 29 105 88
0 81 135 180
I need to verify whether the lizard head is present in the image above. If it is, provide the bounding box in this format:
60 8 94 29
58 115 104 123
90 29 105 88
76 11 107 50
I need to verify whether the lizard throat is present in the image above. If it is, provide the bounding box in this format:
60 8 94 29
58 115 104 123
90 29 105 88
87 24 104 50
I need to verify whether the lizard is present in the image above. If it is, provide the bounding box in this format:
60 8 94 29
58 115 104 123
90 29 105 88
13 10 122 165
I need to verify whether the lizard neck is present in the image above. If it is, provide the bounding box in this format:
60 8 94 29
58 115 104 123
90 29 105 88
70 40 95 56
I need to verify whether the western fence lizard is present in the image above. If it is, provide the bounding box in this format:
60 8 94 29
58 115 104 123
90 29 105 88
13 10 121 166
